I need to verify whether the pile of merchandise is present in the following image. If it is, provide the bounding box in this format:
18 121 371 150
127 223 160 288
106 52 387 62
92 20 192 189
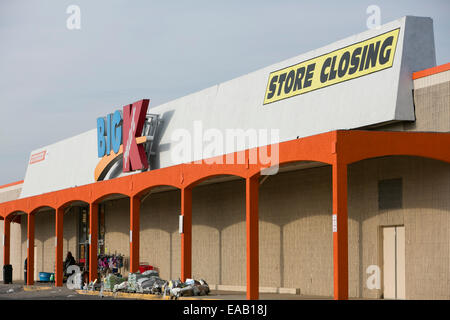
119 269 165 293
102 269 210 299
162 278 210 299
98 254 124 274
103 273 126 291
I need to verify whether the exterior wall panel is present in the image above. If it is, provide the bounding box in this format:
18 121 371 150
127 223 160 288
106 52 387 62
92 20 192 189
348 157 450 299
0 220 22 281
0 189 21 204
63 208 78 269
139 191 181 281
103 198 131 276
259 166 333 296
29 210 56 277
192 181 246 287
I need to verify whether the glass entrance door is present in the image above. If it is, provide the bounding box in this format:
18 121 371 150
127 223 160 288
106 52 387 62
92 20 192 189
78 206 89 272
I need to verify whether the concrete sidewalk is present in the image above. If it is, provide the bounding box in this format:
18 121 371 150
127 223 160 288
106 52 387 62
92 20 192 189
77 289 332 300
0 282 128 300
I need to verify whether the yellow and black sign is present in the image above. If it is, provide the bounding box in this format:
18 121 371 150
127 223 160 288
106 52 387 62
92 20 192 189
263 28 400 105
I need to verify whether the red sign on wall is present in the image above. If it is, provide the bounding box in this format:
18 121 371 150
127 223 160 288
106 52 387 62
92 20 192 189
122 99 149 172
29 151 46 164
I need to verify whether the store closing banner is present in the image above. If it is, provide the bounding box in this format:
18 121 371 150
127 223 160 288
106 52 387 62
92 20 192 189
264 28 399 104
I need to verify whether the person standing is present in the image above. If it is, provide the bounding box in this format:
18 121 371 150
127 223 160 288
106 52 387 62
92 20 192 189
63 251 76 277
24 258 27 285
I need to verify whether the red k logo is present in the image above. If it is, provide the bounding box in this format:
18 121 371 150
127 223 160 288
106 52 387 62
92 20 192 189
123 99 149 172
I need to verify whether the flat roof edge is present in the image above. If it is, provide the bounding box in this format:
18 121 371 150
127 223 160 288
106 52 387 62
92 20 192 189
0 180 24 190
413 62 450 80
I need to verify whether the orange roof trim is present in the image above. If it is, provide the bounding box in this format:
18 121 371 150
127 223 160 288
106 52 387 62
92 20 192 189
0 180 24 190
413 62 450 80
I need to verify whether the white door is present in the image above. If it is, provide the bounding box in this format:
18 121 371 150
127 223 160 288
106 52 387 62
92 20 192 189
383 226 405 299
396 226 405 299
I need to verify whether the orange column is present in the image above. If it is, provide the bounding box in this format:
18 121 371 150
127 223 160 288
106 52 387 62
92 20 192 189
246 175 259 300
129 196 141 273
89 203 98 282
181 187 192 282
55 208 64 287
3 216 11 266
27 213 35 285
332 161 348 300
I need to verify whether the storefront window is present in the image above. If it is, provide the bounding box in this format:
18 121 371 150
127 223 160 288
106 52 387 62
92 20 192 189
76 205 105 271
98 204 106 255
78 206 89 271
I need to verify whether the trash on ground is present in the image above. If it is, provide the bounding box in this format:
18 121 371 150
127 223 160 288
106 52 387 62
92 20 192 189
103 273 126 291
83 279 98 291
162 278 210 299
142 269 159 277
98 268 210 299
113 281 128 292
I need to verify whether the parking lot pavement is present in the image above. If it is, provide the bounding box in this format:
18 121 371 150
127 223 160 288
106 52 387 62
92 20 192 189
0 282 131 300
0 282 333 300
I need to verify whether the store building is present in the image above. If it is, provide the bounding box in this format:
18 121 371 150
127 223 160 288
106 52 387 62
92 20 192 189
1 16 449 300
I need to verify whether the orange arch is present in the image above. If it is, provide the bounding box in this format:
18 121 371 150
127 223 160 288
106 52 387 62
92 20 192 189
183 165 248 188
90 178 132 203
54 185 91 209
57 199 90 211
92 192 130 204
338 131 450 165
131 165 183 197
29 205 56 215
4 210 28 220
134 184 181 198
184 172 246 189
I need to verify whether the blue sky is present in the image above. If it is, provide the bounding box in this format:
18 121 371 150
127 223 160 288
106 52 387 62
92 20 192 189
0 0 449 185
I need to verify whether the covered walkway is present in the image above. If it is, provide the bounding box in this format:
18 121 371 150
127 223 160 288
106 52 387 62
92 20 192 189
1 130 450 300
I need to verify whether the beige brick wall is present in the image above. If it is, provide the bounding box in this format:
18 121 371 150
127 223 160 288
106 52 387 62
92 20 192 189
21 219 27 280
139 191 180 281
0 219 22 281
348 156 450 299
192 181 246 286
63 208 79 269
377 78 449 133
21 210 56 277
0 188 21 204
259 167 333 295
19 208 79 281
0 185 23 281
103 193 182 280
103 198 131 276
371 78 449 133
407 79 450 132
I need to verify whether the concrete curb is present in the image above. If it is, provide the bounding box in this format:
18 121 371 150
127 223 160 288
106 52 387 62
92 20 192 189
75 290 218 300
209 284 300 295
24 285 53 292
